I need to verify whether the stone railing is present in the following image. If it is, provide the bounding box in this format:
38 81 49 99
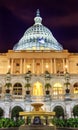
12 95 24 101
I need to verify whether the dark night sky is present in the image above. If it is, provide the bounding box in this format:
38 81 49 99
0 0 78 53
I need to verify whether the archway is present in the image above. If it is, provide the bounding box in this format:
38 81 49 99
11 106 23 119
53 106 64 118
32 81 43 96
73 105 78 117
0 107 4 117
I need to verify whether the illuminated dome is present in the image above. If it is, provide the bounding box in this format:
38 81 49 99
13 9 63 51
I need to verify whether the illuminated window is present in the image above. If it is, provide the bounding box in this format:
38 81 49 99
16 63 19 66
45 63 49 69
40 47 44 50
32 47 36 50
52 83 63 99
73 83 78 94
33 81 43 96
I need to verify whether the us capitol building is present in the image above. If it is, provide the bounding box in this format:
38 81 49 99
0 9 78 118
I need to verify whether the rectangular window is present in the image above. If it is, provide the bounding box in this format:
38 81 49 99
16 63 20 66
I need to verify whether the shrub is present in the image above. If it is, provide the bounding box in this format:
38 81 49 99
11 106 23 119
53 106 64 118
73 105 78 117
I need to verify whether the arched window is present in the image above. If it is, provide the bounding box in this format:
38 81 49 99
73 82 78 94
13 83 22 95
52 82 63 99
33 81 43 96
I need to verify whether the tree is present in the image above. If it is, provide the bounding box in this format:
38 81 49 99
24 83 31 88
24 71 32 95
5 72 12 93
45 83 51 95
5 82 12 89
73 105 78 117
0 108 4 118
44 71 51 79
24 83 31 94
11 106 23 119
53 106 64 118
5 82 12 93
44 71 51 95
45 83 51 90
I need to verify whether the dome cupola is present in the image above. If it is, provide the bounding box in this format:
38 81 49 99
13 9 63 51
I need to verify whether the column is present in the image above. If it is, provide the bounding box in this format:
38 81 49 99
41 59 43 73
63 58 65 72
11 59 13 74
23 59 26 73
7 59 11 72
50 59 53 73
65 102 72 118
54 59 56 74
4 102 10 118
66 59 69 72
32 59 35 73
20 59 23 74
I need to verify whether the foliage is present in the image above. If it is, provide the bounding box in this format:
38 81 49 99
0 117 78 128
13 118 25 127
24 83 31 88
11 106 23 119
73 105 78 117
52 118 65 127
45 83 51 89
45 71 51 79
5 82 12 88
64 82 70 86
0 118 25 128
53 106 64 118
52 118 78 128
0 108 4 117
25 71 31 82
45 70 50 74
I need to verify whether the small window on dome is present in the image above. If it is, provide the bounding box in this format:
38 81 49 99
32 47 36 50
16 63 19 66
40 47 44 50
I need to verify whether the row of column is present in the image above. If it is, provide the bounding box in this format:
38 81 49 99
8 58 69 74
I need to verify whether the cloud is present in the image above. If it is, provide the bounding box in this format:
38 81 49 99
1 0 78 26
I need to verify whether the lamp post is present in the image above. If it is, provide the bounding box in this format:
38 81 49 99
44 71 51 95
64 71 71 100
5 72 12 101
44 71 52 104
24 71 31 96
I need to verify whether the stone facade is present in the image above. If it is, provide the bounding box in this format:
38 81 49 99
0 10 78 119
0 62 78 118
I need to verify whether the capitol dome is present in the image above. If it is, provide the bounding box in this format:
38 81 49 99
13 9 63 51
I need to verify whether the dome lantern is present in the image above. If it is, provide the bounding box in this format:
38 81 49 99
34 9 42 25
